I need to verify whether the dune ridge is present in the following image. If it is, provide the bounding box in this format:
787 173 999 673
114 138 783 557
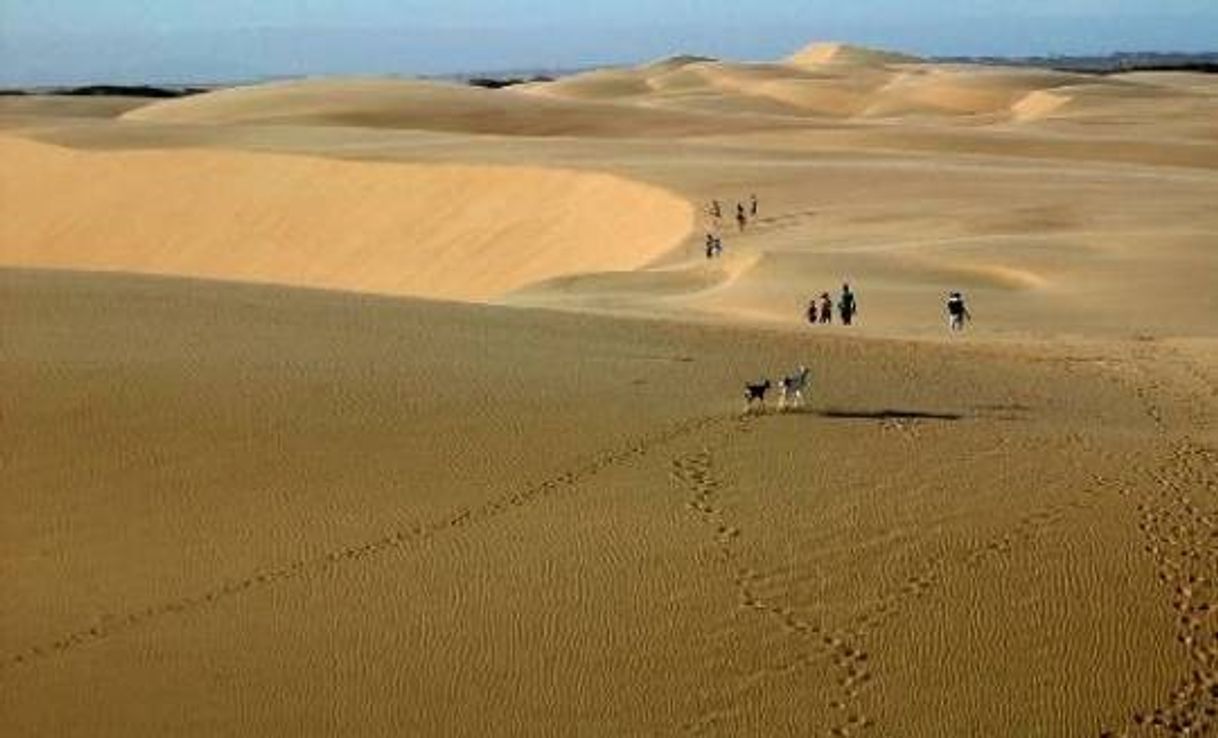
0 136 694 301
787 41 924 67
116 45 1218 138
4 39 1218 738
121 76 794 137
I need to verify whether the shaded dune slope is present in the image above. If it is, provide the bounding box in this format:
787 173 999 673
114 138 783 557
0 136 694 301
122 77 794 138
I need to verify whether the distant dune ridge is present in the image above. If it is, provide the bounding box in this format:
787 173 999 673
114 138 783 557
119 40 1216 130
119 75 792 137
3 38 1218 738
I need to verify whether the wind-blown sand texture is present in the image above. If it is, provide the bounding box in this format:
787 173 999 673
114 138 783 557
3 42 1218 736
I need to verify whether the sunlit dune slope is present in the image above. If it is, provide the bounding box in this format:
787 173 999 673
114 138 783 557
116 47 1218 137
786 41 923 67
526 43 1218 124
0 136 694 301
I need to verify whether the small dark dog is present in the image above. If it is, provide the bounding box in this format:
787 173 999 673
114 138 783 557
743 379 772 412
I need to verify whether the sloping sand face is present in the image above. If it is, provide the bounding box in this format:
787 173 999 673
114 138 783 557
121 77 799 138
5 43 1218 738
0 136 693 301
4 269 1207 736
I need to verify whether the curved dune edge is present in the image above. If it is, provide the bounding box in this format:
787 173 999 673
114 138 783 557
0 136 695 302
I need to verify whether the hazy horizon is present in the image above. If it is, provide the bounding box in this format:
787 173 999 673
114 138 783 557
2 1 1216 86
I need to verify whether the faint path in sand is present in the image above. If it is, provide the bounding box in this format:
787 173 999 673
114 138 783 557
0 412 729 673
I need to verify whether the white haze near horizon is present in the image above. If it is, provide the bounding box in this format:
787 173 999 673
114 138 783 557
2 0 1215 85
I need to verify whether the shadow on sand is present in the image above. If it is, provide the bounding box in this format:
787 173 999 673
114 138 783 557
815 408 964 421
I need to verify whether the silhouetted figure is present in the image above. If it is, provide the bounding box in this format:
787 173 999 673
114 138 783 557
705 233 716 259
750 193 758 217
838 283 857 326
947 291 971 331
709 200 722 219
736 203 747 232
807 299 818 324
819 292 833 324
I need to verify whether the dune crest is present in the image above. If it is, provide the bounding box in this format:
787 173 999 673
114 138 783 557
121 76 788 137
787 41 923 67
1011 89 1074 121
0 136 694 301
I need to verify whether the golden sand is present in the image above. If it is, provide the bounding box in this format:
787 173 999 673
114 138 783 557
2 44 1217 736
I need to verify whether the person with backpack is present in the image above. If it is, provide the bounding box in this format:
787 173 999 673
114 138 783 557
947 291 971 331
838 283 857 326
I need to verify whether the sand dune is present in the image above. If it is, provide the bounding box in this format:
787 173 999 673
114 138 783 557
120 51 1218 142
123 76 795 138
0 136 693 301
526 48 1209 126
4 40 1218 737
1010 89 1074 121
0 95 148 120
787 41 923 67
5 268 1213 736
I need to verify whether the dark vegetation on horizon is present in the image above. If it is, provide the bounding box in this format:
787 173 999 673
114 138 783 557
0 85 209 98
935 51 1218 74
465 75 555 89
59 85 209 98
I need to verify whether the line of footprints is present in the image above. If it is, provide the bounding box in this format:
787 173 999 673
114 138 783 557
1109 440 1218 737
671 423 1112 736
674 443 876 736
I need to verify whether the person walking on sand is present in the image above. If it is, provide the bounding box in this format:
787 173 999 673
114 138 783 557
838 283 857 326
819 292 833 324
806 298 818 324
947 291 971 332
750 193 758 218
705 232 717 259
709 200 722 219
736 202 747 232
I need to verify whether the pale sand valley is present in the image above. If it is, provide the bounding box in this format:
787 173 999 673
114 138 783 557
3 42 1218 736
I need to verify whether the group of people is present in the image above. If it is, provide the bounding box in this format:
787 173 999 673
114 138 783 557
807 283 858 326
708 194 758 234
703 195 758 260
707 195 974 333
804 285 971 332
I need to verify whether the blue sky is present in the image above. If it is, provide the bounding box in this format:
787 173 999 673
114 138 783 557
2 1 1215 85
